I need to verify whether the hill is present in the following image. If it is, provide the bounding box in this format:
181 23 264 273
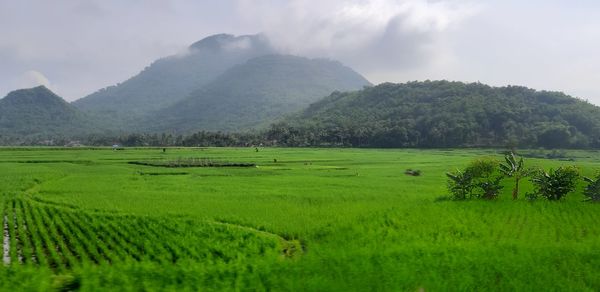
143 54 371 133
269 81 600 148
73 34 275 124
0 86 100 141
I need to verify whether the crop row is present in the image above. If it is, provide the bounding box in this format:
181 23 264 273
1 196 285 271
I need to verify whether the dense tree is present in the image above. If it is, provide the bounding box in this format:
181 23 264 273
4 80 600 149
273 81 600 148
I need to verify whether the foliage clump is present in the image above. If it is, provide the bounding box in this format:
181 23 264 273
446 169 473 200
499 151 530 200
446 157 503 200
528 166 580 201
582 174 600 202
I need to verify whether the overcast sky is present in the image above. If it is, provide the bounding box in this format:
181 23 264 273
1 0 599 104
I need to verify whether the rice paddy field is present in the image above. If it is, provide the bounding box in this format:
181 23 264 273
0 147 599 291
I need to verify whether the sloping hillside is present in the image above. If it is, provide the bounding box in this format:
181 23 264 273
271 81 600 148
73 34 275 123
144 54 371 133
0 86 98 139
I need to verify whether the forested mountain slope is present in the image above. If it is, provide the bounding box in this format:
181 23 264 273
0 86 100 140
271 81 600 148
144 54 371 133
73 34 275 124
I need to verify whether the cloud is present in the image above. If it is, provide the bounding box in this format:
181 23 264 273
236 0 478 72
19 70 51 89
222 37 252 51
2 0 599 104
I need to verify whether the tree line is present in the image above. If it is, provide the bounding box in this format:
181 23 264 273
4 81 600 148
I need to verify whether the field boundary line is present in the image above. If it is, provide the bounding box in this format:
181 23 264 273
208 219 305 257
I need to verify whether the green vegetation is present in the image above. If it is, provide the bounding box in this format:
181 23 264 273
73 34 370 133
583 174 600 202
0 86 104 142
145 54 370 133
499 151 528 199
6 80 600 150
274 80 600 148
446 157 503 200
0 147 598 290
73 34 276 124
529 166 580 201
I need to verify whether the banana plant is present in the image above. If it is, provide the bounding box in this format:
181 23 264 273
499 151 527 200
530 166 579 200
446 170 473 200
583 175 600 202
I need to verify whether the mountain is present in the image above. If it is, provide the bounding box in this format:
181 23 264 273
142 54 371 133
73 34 275 124
0 86 98 140
269 80 600 148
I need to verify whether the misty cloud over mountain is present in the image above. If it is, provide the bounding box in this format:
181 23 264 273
237 0 476 71
1 0 600 103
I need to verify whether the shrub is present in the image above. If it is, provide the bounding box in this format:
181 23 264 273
446 169 473 200
465 157 497 179
468 158 503 200
583 174 600 202
529 166 580 201
478 176 504 200
446 157 503 200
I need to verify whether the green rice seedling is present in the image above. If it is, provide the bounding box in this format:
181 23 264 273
15 199 35 265
61 211 116 264
56 210 106 265
22 200 50 267
0 148 598 290
51 208 93 265
29 202 65 271
38 206 79 268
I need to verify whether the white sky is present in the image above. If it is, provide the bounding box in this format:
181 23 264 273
1 0 599 104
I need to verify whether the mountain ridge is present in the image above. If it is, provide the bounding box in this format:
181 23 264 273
73 33 277 124
0 86 100 140
142 54 372 133
269 80 600 148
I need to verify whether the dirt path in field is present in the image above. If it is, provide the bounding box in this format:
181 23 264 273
3 215 9 265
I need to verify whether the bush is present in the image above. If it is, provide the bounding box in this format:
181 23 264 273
446 170 473 200
583 174 600 202
468 157 504 199
478 176 504 200
529 166 580 201
446 157 503 200
465 157 497 179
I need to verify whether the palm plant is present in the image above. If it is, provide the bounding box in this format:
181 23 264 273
446 170 473 200
499 151 527 200
583 174 600 202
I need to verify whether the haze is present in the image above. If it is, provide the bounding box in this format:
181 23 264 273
1 0 599 103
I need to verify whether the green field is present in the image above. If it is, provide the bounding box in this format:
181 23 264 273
0 147 598 291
